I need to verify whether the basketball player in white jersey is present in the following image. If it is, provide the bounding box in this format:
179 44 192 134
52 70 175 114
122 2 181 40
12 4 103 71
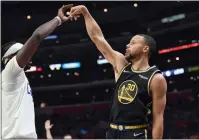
1 4 73 139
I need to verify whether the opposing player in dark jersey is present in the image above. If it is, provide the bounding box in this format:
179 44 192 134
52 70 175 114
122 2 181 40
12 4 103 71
69 5 167 139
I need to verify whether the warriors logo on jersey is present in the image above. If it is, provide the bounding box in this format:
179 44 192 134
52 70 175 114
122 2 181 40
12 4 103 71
118 80 138 104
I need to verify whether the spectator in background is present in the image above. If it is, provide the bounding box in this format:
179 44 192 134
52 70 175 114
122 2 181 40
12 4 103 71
45 120 72 139
40 102 47 108
45 120 53 139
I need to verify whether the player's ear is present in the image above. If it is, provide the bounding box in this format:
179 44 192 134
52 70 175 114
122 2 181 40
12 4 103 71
143 45 149 53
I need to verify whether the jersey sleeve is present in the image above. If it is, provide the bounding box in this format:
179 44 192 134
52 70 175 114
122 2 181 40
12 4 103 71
2 56 25 81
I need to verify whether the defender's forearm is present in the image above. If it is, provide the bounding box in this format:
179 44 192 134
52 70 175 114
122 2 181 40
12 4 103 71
17 17 60 68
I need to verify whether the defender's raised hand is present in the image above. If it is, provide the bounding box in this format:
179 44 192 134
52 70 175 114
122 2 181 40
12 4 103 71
58 4 73 23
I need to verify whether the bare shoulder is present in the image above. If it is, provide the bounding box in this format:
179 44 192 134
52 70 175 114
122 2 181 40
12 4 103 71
151 73 166 84
151 73 167 96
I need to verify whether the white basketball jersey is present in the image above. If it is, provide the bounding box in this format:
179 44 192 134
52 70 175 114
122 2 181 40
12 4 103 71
1 56 37 139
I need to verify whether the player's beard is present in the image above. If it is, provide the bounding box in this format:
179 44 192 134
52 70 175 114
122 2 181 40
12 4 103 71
125 53 135 62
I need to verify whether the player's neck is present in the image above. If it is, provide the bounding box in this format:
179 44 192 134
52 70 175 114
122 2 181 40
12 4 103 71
131 56 150 71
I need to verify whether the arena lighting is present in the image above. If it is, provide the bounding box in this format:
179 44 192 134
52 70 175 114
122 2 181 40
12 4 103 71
99 55 103 59
162 68 185 77
103 69 107 72
161 13 185 23
44 35 58 40
40 102 46 108
167 59 171 63
25 66 37 72
176 57 179 60
74 72 79 76
173 68 184 75
158 43 199 54
192 40 198 43
187 66 199 72
80 129 88 135
134 3 138 7
27 15 31 20
104 8 108 12
165 71 171 77
49 64 61 70
97 59 109 65
26 63 198 74
62 62 81 69
66 72 70 76
37 67 42 72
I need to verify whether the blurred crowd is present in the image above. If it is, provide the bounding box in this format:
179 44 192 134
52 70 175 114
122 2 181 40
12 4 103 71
36 104 109 139
35 91 199 139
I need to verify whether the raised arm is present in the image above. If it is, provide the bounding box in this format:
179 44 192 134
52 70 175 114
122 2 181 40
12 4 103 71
150 73 167 139
69 6 128 78
45 120 53 139
16 4 73 68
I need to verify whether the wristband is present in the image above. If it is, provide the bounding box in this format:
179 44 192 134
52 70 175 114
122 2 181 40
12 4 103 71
55 16 62 26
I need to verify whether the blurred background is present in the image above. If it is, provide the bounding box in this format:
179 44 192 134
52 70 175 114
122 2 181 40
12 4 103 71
1 1 199 139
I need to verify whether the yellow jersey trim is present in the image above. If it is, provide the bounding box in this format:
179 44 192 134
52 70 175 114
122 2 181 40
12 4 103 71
110 124 148 130
115 63 131 82
147 70 160 95
131 65 155 73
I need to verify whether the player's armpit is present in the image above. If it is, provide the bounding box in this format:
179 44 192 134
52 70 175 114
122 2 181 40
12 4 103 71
95 38 128 82
150 73 167 139
94 37 116 65
113 51 129 81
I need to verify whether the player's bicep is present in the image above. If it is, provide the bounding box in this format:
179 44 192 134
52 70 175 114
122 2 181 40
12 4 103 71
152 93 166 118
95 37 127 67
94 37 128 79
16 34 40 68
151 73 167 118
94 37 117 65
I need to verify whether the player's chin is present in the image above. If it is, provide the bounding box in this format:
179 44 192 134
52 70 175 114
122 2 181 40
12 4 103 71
125 52 130 58
125 55 131 62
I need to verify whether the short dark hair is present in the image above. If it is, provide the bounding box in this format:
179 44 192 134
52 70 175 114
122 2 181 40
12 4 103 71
2 41 16 57
138 34 156 57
